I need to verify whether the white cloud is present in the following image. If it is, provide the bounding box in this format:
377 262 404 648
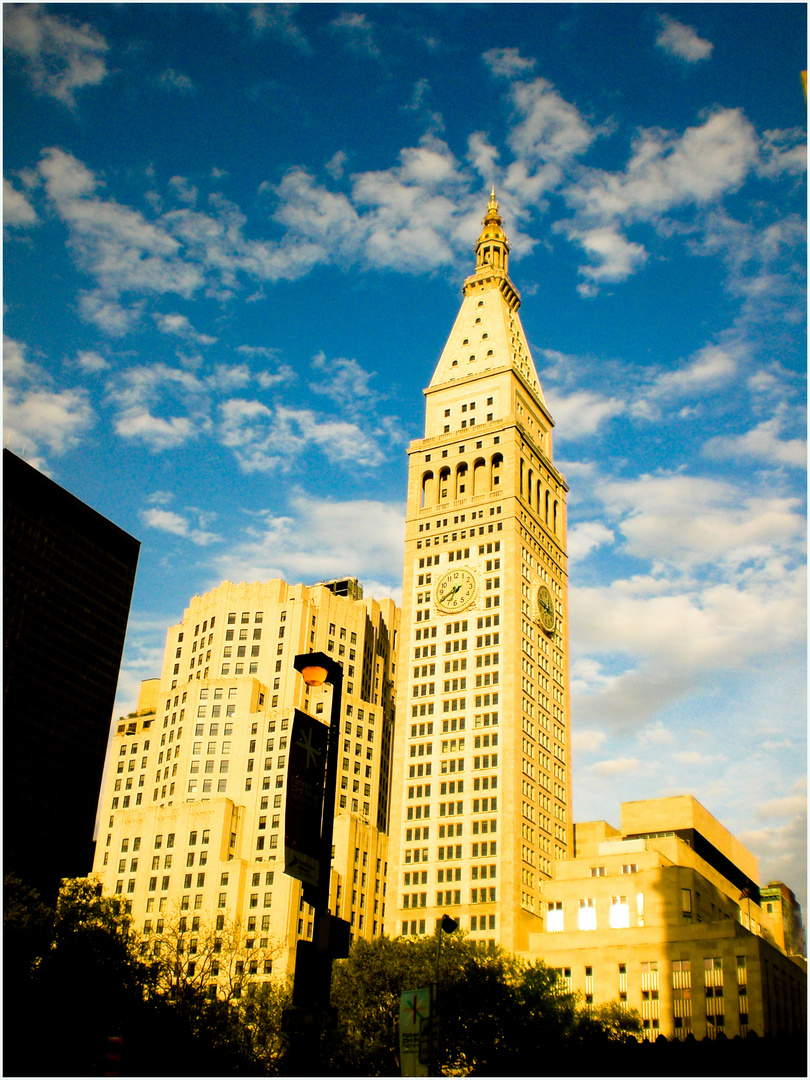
310 352 378 405
325 150 348 181
159 69 195 93
673 751 725 766
218 399 390 472
547 388 625 437
249 3 312 54
467 132 499 186
115 410 196 450
651 344 737 398
167 176 198 206
75 349 109 372
655 15 713 63
273 138 484 276
404 78 444 136
695 210 807 322
3 178 37 226
756 793 807 820
257 365 296 390
141 506 220 546
79 290 144 336
568 521 615 562
154 311 217 345
3 335 95 465
566 224 648 287
600 472 805 573
739 809 807 896
328 12 380 60
559 109 763 290
703 413 806 469
758 128 807 179
39 148 203 304
567 109 759 224
508 78 598 167
4 4 109 106
481 47 536 79
205 363 252 393
106 363 210 451
587 757 640 776
572 729 608 754
568 459 806 737
209 493 405 588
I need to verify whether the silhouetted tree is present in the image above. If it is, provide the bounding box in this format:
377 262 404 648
324 930 617 1076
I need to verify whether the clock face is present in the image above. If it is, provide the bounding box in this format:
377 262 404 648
536 584 556 633
434 567 478 614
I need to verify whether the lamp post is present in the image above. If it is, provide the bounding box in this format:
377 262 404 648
283 652 350 1066
431 914 458 1072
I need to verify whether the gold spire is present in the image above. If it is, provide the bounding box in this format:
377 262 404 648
474 188 509 274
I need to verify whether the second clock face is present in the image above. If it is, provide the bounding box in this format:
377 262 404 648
536 584 556 633
435 567 477 613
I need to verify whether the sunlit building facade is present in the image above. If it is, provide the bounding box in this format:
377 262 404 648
385 193 573 953
527 796 806 1040
92 577 398 983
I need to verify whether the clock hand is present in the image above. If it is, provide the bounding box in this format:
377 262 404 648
439 583 462 602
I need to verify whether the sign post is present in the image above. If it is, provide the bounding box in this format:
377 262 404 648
284 708 328 887
399 987 431 1077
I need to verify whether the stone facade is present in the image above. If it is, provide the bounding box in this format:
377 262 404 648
525 796 806 1040
92 578 398 983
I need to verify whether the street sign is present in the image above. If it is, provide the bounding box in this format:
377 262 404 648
284 709 328 886
399 987 430 1077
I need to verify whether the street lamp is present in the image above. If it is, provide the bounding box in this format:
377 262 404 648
432 913 458 1072
283 651 351 1057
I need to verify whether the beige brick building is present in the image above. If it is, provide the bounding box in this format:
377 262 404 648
525 796 806 1040
384 192 572 952
92 577 398 984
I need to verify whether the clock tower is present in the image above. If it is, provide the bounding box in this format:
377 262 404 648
385 192 572 952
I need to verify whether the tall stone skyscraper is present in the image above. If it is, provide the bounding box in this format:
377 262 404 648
385 193 572 952
92 577 398 982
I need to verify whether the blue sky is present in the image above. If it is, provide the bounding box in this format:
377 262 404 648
4 3 806 909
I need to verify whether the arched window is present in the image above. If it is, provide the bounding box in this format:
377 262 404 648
527 468 534 508
439 467 451 502
491 453 503 490
472 458 487 497
456 462 468 500
421 471 435 509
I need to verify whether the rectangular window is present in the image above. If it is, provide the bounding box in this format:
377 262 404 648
609 896 630 929
547 901 563 932
682 888 692 921
577 899 596 931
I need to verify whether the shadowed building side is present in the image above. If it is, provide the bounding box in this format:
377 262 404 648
3 449 140 899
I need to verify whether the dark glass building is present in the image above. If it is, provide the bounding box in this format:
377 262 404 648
3 450 140 899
